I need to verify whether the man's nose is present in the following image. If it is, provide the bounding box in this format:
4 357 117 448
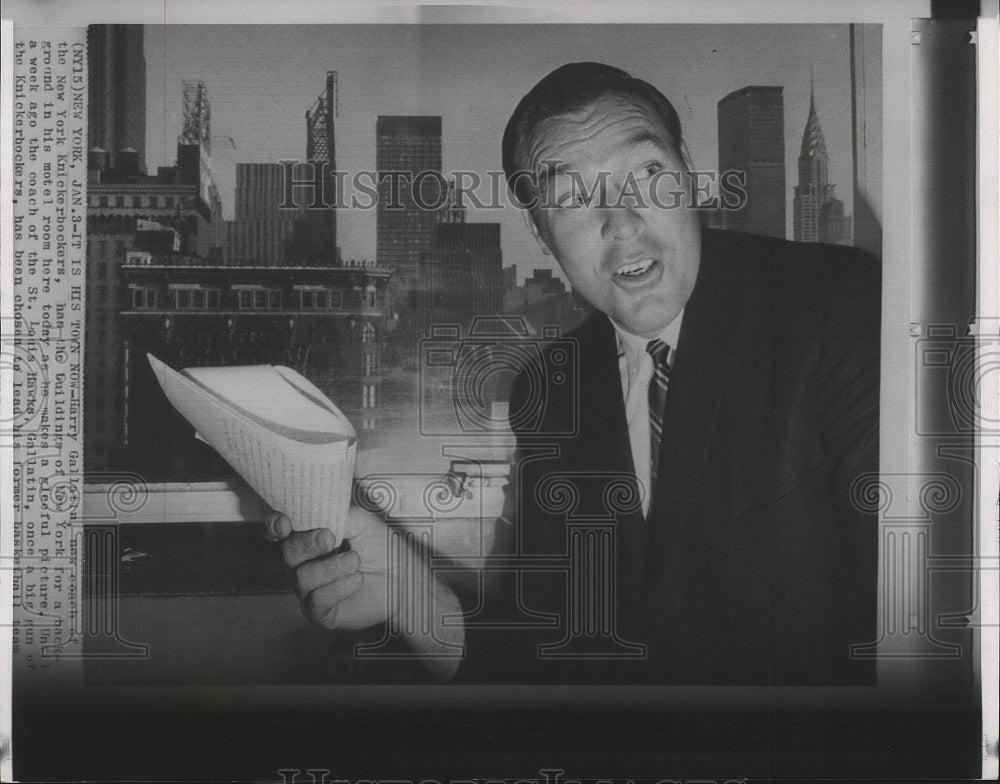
599 203 643 241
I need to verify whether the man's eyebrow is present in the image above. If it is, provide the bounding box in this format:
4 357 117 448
535 160 567 187
533 131 670 187
622 129 670 150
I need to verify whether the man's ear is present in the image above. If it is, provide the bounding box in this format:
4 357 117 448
524 209 552 256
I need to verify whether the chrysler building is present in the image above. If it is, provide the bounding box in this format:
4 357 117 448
793 80 853 245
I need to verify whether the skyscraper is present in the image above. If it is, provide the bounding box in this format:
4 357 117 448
376 116 444 346
87 24 147 174
375 116 443 274
225 163 296 264
793 82 853 245
717 86 786 239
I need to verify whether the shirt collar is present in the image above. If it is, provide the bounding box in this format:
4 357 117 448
613 310 685 373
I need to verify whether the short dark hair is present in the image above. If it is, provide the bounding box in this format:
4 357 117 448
502 62 684 207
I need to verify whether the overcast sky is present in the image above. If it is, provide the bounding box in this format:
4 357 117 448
144 24 863 282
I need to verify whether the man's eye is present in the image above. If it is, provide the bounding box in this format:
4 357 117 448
557 191 589 208
637 162 663 179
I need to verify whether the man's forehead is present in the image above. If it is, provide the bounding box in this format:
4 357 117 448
527 95 674 168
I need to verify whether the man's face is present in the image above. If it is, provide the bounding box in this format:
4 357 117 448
524 94 701 338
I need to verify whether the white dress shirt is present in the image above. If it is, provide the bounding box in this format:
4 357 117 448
613 312 684 517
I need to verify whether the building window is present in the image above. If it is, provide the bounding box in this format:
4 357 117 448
165 196 175 208
172 286 222 309
131 287 157 308
115 196 125 208
361 384 377 409
364 352 377 376
148 196 158 208
98 196 108 208
366 284 377 309
132 196 142 208
361 323 376 344
295 288 342 309
97 240 108 257
237 287 282 310
115 241 127 259
298 289 328 309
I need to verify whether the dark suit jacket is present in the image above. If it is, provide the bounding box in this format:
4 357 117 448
456 228 881 685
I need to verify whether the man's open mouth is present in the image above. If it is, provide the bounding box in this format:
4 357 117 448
615 258 657 278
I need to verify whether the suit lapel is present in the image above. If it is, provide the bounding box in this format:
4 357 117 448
647 229 744 544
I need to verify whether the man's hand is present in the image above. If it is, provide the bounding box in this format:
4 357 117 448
264 504 466 681
265 505 393 631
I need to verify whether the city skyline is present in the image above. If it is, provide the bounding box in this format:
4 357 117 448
143 24 860 283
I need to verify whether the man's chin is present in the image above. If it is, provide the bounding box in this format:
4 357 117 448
611 314 673 339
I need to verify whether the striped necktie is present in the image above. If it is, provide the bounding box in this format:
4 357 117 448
646 339 671 486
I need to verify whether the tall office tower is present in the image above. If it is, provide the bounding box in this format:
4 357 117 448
376 116 443 274
287 72 339 264
87 24 147 174
234 163 287 219
793 82 853 245
717 86 786 239
376 116 443 346
225 163 297 264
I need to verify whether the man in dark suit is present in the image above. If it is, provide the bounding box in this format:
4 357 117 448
269 62 880 686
